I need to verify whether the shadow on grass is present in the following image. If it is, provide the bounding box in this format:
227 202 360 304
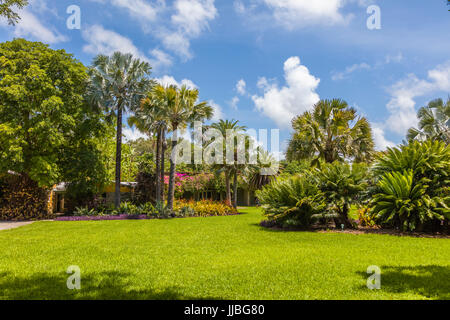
0 271 223 300
357 265 450 300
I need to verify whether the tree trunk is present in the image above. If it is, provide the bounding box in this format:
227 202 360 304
114 105 123 208
340 203 354 229
155 128 162 203
160 129 166 202
167 126 178 210
233 170 238 208
225 170 231 206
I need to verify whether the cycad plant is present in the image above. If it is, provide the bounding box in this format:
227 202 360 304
315 162 369 228
371 170 448 231
371 140 450 231
256 174 326 228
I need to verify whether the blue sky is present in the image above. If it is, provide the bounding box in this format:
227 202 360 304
1 0 449 153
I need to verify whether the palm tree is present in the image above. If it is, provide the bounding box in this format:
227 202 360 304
407 98 450 144
88 52 154 207
209 120 247 206
152 85 213 210
0 0 28 25
127 94 166 203
286 99 374 166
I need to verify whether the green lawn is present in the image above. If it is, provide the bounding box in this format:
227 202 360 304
0 207 449 300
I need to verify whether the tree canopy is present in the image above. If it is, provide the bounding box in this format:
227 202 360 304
0 0 28 25
0 39 109 190
286 99 374 165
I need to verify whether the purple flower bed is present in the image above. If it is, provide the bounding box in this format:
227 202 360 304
55 214 151 221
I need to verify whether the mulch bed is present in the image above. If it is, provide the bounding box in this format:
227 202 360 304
260 222 449 239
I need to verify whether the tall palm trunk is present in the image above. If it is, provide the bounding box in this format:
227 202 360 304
155 128 162 203
233 170 238 208
225 170 231 206
114 104 123 208
160 129 166 202
167 125 178 210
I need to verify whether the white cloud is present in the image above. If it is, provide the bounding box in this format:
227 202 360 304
155 75 197 89
252 56 320 128
236 0 353 29
0 9 67 43
149 49 173 71
236 79 247 95
123 127 148 142
159 31 193 60
371 61 450 147
162 0 218 59
331 62 371 81
89 0 161 28
172 0 217 36
210 100 224 121
82 25 150 62
385 61 450 135
372 124 395 151
230 96 240 110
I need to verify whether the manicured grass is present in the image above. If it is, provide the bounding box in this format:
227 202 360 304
0 207 449 300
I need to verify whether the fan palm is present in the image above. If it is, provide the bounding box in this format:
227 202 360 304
152 85 213 210
128 94 166 203
287 99 374 166
407 98 450 144
87 52 154 207
208 120 247 206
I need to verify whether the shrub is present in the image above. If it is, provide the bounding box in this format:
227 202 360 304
315 162 369 229
256 174 327 228
74 207 99 217
371 170 448 231
370 141 450 232
173 200 238 217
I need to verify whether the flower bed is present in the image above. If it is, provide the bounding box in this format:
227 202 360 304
55 214 150 221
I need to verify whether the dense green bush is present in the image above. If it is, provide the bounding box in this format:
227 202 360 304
370 141 449 231
315 162 369 228
256 174 326 228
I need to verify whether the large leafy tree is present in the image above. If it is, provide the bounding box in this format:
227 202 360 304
209 120 246 206
287 99 374 165
407 98 450 144
0 39 107 188
88 52 154 207
0 0 28 25
152 85 213 210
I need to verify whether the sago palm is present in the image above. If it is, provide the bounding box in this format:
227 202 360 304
87 52 154 207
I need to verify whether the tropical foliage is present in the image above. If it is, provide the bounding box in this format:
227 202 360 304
88 52 154 207
0 0 28 25
407 98 450 144
370 140 450 231
256 174 326 228
287 99 374 165
315 162 369 228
